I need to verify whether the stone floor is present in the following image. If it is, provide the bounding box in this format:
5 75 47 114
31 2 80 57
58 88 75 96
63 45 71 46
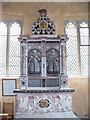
15 111 80 118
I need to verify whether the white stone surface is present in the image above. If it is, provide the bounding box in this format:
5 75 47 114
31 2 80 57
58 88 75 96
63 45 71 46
41 57 46 77
15 111 78 118
15 92 72 113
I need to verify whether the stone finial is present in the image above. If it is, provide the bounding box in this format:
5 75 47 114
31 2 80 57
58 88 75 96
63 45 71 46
38 8 47 16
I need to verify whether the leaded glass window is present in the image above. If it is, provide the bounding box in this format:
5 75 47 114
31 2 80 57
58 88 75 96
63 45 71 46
0 22 7 75
65 22 78 75
28 49 41 74
80 22 89 75
65 20 89 76
46 49 60 75
9 22 21 75
0 20 22 76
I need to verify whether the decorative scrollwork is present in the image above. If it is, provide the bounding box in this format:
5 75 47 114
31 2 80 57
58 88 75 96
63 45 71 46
32 9 55 35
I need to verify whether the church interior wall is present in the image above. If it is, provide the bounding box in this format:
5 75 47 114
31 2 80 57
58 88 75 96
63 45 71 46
0 2 88 118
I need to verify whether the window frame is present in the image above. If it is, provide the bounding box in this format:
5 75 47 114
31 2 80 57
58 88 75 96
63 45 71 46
64 20 89 76
0 20 22 76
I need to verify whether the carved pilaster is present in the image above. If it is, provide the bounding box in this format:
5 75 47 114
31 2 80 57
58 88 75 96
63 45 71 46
42 57 46 77
20 76 28 90
21 44 27 75
41 40 47 77
19 35 28 90
60 73 68 88
59 35 68 88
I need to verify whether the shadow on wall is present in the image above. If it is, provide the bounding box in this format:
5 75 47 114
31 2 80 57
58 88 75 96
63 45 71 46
68 77 88 118
0 102 1 113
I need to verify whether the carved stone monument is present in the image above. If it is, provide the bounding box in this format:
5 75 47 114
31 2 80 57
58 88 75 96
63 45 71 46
14 9 77 118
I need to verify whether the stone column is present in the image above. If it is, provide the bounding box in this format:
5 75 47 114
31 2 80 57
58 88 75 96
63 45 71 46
60 36 68 88
19 38 28 90
41 40 47 77
42 57 46 77
21 44 27 75
6 24 10 75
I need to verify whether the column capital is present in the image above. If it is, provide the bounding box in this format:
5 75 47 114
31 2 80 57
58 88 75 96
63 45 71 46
18 34 30 43
58 34 69 46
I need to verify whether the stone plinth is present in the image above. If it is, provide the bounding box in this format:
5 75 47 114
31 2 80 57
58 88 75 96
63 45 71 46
13 88 77 118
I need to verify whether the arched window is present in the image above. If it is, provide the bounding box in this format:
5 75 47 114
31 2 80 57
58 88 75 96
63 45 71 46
28 49 41 74
65 22 78 75
46 49 60 74
0 20 22 76
9 22 21 75
80 22 88 75
0 22 7 75
65 20 89 75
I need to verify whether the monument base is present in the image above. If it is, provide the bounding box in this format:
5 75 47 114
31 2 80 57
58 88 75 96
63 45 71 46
13 88 78 118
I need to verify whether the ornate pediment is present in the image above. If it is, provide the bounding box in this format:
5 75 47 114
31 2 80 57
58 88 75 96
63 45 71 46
32 9 55 35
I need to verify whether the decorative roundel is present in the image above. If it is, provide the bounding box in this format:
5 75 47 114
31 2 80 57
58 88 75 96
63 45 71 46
63 80 66 85
39 99 49 108
32 9 55 35
40 21 47 30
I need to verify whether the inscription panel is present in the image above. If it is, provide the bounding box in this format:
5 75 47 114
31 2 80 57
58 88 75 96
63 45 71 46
28 79 41 87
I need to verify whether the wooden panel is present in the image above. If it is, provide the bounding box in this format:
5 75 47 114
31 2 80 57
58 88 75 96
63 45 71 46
3 102 13 118
0 113 8 120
